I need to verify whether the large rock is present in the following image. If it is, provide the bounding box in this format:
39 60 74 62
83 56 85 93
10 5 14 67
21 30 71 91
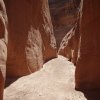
4 0 57 77
0 0 8 99
49 0 80 49
4 56 86 100
58 23 80 65
75 0 100 90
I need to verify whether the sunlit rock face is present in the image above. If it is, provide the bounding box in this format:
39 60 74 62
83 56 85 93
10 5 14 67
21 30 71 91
0 0 8 100
75 0 100 90
4 0 57 77
4 56 86 100
49 0 80 49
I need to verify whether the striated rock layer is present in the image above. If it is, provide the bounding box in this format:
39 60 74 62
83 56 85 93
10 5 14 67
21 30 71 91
4 0 57 77
49 0 80 49
58 23 80 65
0 0 8 100
75 0 100 90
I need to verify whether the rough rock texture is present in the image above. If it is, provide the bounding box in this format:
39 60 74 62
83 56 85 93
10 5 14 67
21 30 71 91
4 56 86 100
4 0 57 77
58 23 80 65
0 0 8 99
49 0 80 49
0 40 7 100
39 0 57 62
75 0 100 90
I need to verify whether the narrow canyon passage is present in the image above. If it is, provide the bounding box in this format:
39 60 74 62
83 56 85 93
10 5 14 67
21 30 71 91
0 0 100 100
4 56 86 100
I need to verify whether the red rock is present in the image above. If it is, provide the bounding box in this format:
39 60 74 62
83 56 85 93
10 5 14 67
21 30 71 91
75 0 100 90
39 0 57 62
4 0 57 77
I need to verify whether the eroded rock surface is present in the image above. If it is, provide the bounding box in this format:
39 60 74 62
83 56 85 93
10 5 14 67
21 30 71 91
0 0 8 99
4 0 57 77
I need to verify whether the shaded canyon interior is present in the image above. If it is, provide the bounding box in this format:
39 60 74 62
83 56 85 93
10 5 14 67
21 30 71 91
0 0 100 99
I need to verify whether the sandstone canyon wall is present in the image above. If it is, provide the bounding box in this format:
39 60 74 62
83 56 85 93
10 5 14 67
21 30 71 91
49 0 80 49
0 0 8 99
4 0 57 77
75 0 100 90
58 22 80 65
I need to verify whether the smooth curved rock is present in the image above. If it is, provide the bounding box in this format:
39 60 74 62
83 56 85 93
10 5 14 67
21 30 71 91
0 0 8 99
4 0 57 77
75 0 100 90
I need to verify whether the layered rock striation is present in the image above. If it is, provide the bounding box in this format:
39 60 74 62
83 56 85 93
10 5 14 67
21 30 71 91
49 0 80 49
58 22 80 65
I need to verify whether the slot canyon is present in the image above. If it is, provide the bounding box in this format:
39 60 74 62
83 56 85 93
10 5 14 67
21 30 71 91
0 0 100 100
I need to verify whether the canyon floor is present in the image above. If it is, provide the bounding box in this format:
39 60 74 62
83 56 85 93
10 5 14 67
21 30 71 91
4 56 100 100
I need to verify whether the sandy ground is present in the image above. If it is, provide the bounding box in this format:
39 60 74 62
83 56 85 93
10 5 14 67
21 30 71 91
4 56 86 100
